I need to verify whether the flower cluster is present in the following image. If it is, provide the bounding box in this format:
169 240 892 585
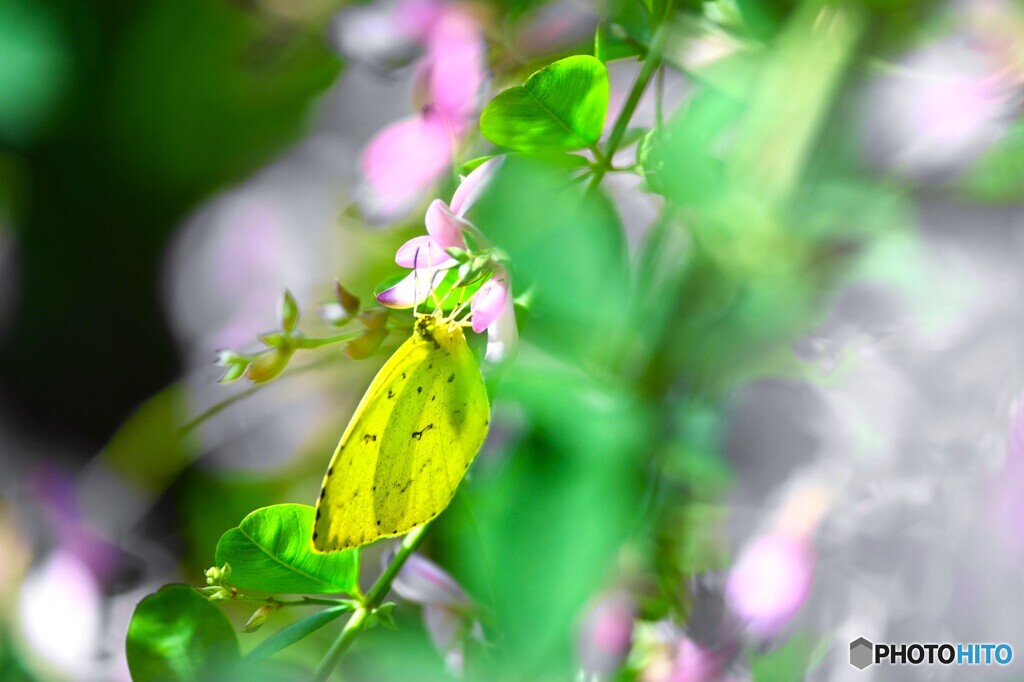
376 156 518 362
359 0 486 218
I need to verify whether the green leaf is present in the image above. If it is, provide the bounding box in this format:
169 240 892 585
215 504 359 594
594 22 646 63
959 122 1024 202
126 584 240 682
480 55 609 153
243 605 353 663
459 155 498 174
751 633 830 682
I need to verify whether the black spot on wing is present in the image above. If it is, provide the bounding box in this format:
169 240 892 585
447 373 455 383
411 424 435 440
363 434 377 443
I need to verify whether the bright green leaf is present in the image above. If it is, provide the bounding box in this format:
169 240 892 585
215 504 359 595
126 584 240 682
480 55 609 152
243 605 352 663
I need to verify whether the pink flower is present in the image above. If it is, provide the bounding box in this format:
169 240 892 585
376 157 517 362
725 533 815 639
668 638 726 682
359 4 486 219
390 551 481 675
471 264 518 363
361 108 454 219
578 592 636 678
988 399 1024 555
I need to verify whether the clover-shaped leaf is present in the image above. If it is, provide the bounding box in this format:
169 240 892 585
127 584 240 681
215 504 359 594
480 55 609 152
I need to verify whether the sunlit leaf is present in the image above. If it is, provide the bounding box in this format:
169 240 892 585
215 504 359 594
126 584 240 681
480 55 609 152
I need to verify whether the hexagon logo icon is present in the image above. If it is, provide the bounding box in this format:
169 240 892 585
850 637 874 670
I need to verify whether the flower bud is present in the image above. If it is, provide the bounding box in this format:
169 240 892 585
344 328 388 360
320 302 349 327
279 289 300 332
335 281 361 316
244 347 294 383
243 604 277 633
215 350 248 383
358 308 390 331
204 563 231 585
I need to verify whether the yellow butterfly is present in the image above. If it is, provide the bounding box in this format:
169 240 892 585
312 311 490 552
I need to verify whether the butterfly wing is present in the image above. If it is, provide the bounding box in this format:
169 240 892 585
313 324 489 552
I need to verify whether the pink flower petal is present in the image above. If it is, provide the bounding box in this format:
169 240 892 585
578 592 636 676
393 0 446 43
395 235 457 269
423 604 464 653
361 110 454 219
376 269 445 309
423 10 485 132
725 534 814 639
450 156 504 217
471 272 510 333
485 290 518 363
391 552 471 608
670 638 725 682
425 199 469 250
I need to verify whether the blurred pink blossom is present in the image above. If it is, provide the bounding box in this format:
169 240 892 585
989 400 1024 554
360 3 486 218
863 36 1020 179
390 550 481 675
578 591 636 678
725 533 815 639
362 108 455 219
668 638 726 682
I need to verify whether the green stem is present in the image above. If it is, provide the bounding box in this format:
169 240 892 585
294 330 364 350
311 524 430 681
234 594 355 608
588 25 667 191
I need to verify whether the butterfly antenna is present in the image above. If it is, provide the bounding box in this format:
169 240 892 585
424 244 445 314
413 246 424 319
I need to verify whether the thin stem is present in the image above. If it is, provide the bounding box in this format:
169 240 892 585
294 331 365 350
311 608 368 682
311 524 430 681
234 594 355 608
588 26 667 191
